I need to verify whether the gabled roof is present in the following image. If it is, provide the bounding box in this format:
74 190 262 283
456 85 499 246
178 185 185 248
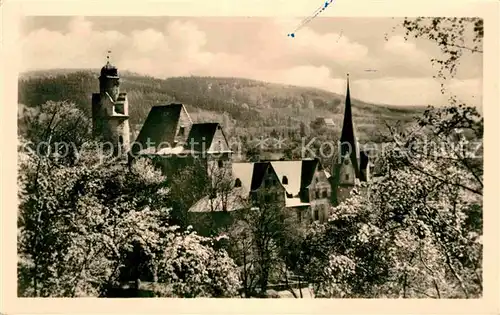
250 162 271 190
232 159 322 199
300 159 319 190
134 103 186 152
323 118 335 126
232 163 255 193
270 161 304 196
184 123 230 154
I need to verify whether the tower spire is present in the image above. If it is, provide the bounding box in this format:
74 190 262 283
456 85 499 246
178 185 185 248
339 73 360 177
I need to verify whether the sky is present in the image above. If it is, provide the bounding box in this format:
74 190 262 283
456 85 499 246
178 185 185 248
20 16 483 107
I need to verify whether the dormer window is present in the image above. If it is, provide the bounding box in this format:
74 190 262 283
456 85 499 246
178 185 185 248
282 176 288 185
235 178 242 188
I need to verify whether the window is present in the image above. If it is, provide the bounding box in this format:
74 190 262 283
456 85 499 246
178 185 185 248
218 160 224 168
322 190 328 198
343 158 349 165
234 178 242 188
179 126 185 136
345 174 349 181
118 136 123 145
314 209 319 221
315 190 320 199
282 176 288 185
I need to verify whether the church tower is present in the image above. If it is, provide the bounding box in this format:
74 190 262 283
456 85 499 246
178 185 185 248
331 74 371 205
92 52 131 155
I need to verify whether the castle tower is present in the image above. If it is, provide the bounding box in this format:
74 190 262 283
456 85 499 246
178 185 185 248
331 74 370 205
92 52 131 155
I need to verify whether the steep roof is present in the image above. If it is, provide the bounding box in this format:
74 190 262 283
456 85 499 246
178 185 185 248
232 163 255 193
250 162 271 190
184 122 230 154
232 159 321 198
339 75 361 179
300 159 319 190
134 103 185 152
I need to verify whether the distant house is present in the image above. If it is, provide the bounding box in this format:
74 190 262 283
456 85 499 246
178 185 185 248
310 117 336 130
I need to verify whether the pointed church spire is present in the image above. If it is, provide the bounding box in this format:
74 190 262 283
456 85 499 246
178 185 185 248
339 73 360 178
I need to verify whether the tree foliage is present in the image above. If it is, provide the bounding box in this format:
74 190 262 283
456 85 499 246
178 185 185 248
17 101 241 298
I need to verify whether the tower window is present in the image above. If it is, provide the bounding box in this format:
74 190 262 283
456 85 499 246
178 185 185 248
322 190 328 198
235 178 242 188
179 126 185 136
119 136 123 145
314 209 319 221
282 176 288 185
218 160 224 168
315 190 320 199
345 174 349 181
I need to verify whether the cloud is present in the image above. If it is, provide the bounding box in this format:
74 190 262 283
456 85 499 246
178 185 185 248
20 17 482 107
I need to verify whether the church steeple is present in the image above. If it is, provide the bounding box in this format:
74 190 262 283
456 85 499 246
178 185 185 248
339 74 360 178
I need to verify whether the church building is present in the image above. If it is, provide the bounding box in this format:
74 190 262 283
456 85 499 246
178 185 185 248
90 57 371 225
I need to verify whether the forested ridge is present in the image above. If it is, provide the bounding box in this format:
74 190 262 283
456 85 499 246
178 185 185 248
18 69 423 142
16 17 483 299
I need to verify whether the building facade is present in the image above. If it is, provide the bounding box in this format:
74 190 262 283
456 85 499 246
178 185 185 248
91 56 131 154
91 59 370 225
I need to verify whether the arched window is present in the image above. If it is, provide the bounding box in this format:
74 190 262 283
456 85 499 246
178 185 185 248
235 178 242 188
282 176 288 185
